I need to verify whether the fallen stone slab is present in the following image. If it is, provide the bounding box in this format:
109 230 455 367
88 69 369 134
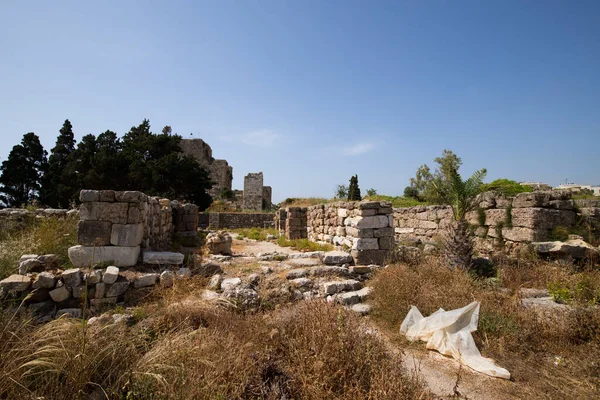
0 274 31 292
134 273 159 288
68 245 140 268
142 251 184 265
532 239 599 260
221 277 242 292
349 303 371 315
333 287 372 306
320 251 353 266
288 251 324 259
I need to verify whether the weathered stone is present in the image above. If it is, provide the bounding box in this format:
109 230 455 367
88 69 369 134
98 190 115 202
207 274 222 290
202 290 221 301
114 191 147 203
133 273 159 288
0 274 31 292
512 192 551 208
290 277 312 289
288 251 324 259
351 249 389 266
103 266 120 284
345 215 389 229
423 244 438 255
72 285 89 299
378 237 395 250
286 269 308 279
49 286 70 302
333 287 372 305
85 270 103 284
142 251 184 265
501 227 549 242
206 232 232 255
127 206 142 224
160 271 174 288
69 245 140 268
248 273 260 285
177 268 192 279
373 227 394 237
352 238 379 250
61 269 82 288
38 254 59 269
221 277 242 292
79 202 129 224
110 224 144 247
309 266 352 277
350 303 371 315
321 251 353 265
90 297 118 308
32 272 56 289
95 283 106 299
511 208 576 230
321 279 362 295
533 239 598 260
18 259 41 275
106 281 130 297
80 190 100 202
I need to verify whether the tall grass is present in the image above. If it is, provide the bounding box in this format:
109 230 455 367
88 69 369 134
231 227 279 241
0 217 78 279
0 292 428 399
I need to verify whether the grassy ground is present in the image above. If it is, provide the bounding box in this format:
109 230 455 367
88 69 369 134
369 257 600 399
0 279 428 399
230 227 280 241
276 236 334 252
0 217 78 280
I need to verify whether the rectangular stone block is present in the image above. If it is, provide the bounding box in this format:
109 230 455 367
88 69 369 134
111 223 144 246
501 227 549 242
78 220 112 246
79 202 129 224
127 205 142 224
68 245 140 267
378 236 395 250
373 227 394 237
511 208 576 230
352 238 379 250
484 209 508 227
79 190 100 202
351 249 389 266
345 227 374 238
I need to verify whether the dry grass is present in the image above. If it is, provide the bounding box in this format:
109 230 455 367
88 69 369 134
369 257 600 399
278 197 333 208
276 237 334 252
0 217 78 279
231 227 280 241
0 278 428 399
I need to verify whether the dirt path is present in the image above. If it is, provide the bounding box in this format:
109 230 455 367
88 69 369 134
230 237 296 257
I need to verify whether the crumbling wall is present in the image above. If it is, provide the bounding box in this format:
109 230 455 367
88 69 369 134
180 138 233 196
306 201 394 265
208 212 275 229
243 172 264 211
393 191 590 254
69 190 199 267
284 207 307 239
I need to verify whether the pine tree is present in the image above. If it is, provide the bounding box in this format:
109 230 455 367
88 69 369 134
347 175 362 201
0 132 48 207
40 119 77 208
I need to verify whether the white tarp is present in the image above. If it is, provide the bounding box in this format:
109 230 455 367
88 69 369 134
400 301 510 380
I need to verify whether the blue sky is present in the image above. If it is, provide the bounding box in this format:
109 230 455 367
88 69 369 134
1 1 598 202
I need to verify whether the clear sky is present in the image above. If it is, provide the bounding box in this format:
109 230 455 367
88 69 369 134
1 1 598 202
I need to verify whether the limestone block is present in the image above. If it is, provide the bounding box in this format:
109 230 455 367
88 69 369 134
378 236 395 250
133 273 159 288
78 220 112 246
395 227 415 235
95 283 106 299
321 251 353 265
85 270 102 284
512 192 551 208
38 254 59 269
142 251 184 265
221 277 242 291
106 281 130 297
18 259 41 274
335 226 346 236
72 285 89 299
351 249 389 266
337 208 348 218
501 227 549 242
90 297 118 308
0 274 31 292
49 286 70 302
110 223 144 246
62 269 82 288
115 191 147 203
358 201 379 209
160 271 174 288
32 272 56 289
127 206 142 224
511 208 576 230
79 202 129 224
102 266 119 284
352 238 379 250
68 246 140 268
177 268 192 279
484 209 508 227
345 227 374 238
373 227 394 237
98 190 115 202
321 280 362 295
79 190 100 202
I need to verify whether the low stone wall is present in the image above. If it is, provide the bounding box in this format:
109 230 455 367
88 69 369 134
275 209 286 233
208 212 275 229
69 190 199 267
0 208 77 231
393 191 598 254
307 201 394 265
284 207 307 239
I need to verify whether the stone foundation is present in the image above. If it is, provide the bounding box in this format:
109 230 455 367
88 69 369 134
208 212 275 229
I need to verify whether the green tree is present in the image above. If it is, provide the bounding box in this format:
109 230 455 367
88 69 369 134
403 185 420 200
366 188 377 197
348 175 362 201
409 149 463 204
432 166 487 270
0 132 48 207
40 119 77 208
335 184 348 199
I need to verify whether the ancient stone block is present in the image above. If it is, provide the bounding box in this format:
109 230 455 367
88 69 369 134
511 208 576 230
0 274 31 292
32 272 56 289
142 251 185 265
373 227 394 237
106 281 130 297
78 220 112 246
501 227 549 242
133 273 159 288
80 190 100 202
110 223 144 246
512 192 551 208
378 236 395 250
98 190 115 202
351 250 389 266
49 285 70 302
115 191 147 203
61 269 82 288
79 202 129 224
484 209 508 227
68 245 140 268
352 238 379 250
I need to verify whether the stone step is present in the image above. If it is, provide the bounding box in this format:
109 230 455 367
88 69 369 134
333 287 372 306
321 279 362 295
286 266 352 280
288 251 324 259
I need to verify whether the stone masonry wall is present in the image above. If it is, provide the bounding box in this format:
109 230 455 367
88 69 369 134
180 138 233 196
69 190 199 267
392 191 596 254
307 201 394 265
284 207 307 239
243 172 264 211
208 212 275 229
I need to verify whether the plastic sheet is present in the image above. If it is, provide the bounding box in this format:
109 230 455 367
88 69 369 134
400 301 510 379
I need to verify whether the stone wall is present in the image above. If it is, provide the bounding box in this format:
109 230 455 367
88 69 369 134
393 191 597 254
69 190 199 267
0 208 77 231
243 172 264 211
275 209 287 233
283 207 307 239
180 138 233 196
306 201 394 265
208 212 275 229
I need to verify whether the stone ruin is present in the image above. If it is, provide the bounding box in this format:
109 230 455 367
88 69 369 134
180 138 233 197
242 172 272 210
